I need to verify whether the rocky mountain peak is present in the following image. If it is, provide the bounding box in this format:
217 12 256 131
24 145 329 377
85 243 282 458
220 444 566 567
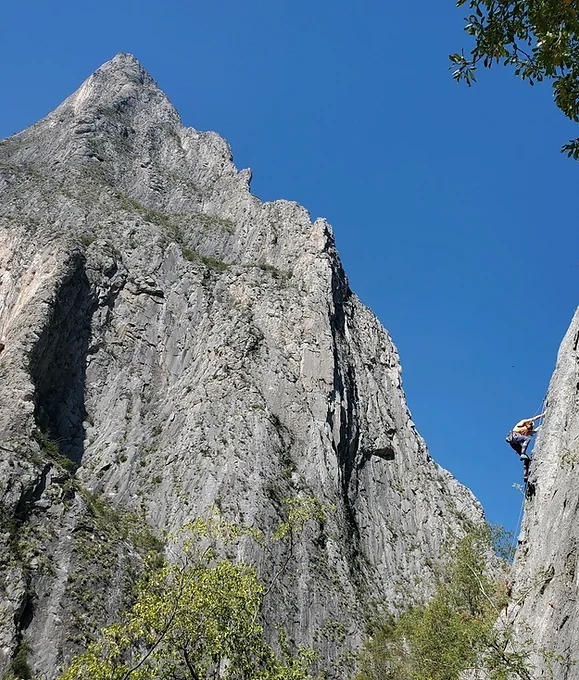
0 56 483 678
52 51 179 123
2 53 182 179
93 51 149 80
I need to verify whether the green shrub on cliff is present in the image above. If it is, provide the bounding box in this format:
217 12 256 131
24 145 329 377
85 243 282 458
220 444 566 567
58 501 325 680
356 526 534 680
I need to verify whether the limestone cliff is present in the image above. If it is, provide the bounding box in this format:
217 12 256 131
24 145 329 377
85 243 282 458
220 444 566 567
505 308 579 678
0 53 482 678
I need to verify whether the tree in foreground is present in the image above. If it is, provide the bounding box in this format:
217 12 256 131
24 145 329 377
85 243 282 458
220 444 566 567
355 525 536 680
451 0 579 158
59 503 325 680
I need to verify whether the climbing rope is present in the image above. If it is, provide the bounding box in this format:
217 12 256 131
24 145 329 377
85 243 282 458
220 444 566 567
529 395 547 457
534 396 547 426
510 485 526 558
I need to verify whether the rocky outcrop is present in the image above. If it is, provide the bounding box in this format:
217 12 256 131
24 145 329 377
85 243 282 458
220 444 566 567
505 308 579 678
0 53 482 678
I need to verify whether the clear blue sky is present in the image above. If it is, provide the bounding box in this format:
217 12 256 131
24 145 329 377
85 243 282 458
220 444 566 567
1 0 577 533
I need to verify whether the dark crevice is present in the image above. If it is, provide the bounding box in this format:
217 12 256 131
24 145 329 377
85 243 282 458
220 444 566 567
358 445 396 470
29 254 97 465
558 614 570 630
326 267 369 592
327 269 358 500
14 464 51 520
19 593 34 631
30 464 49 503
333 363 360 500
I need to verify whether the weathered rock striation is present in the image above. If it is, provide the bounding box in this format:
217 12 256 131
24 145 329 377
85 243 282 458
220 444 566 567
506 308 579 678
0 53 482 678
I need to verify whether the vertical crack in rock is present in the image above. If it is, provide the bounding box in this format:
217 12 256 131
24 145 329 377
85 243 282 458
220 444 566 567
334 362 360 504
14 464 51 519
29 255 96 464
326 265 369 592
0 460 52 676
327 271 358 502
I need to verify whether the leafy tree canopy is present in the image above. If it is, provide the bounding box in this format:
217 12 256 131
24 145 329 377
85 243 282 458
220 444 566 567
451 0 579 158
355 525 537 680
59 500 327 680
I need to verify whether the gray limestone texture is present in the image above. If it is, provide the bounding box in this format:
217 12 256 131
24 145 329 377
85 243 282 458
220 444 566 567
503 308 579 679
0 53 483 678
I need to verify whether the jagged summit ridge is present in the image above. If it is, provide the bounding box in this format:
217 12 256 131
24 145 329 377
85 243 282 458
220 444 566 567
0 53 322 276
55 52 183 137
0 55 483 678
25 52 180 134
4 51 244 219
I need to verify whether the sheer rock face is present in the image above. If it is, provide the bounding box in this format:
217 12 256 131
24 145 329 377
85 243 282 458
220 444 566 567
0 53 482 677
506 309 579 678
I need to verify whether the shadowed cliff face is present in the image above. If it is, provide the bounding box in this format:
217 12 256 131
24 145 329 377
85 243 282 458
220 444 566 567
505 309 579 678
29 254 96 464
0 53 483 678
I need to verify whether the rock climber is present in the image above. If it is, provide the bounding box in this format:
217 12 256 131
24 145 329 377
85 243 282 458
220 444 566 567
506 413 544 482
0 342 4 355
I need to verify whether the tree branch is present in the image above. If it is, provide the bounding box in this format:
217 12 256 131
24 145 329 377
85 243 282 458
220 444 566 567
120 569 186 680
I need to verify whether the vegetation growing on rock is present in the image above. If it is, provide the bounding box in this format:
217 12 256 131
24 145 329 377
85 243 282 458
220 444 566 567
356 526 539 680
58 503 326 680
